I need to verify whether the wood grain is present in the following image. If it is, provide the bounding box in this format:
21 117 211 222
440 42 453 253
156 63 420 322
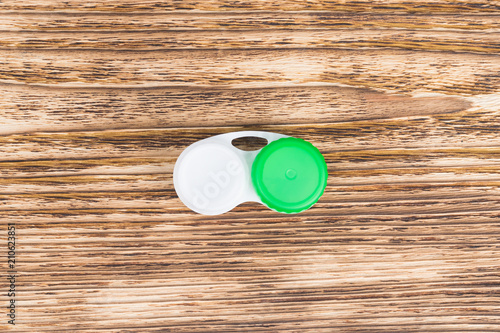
1 1 500 332
1 49 500 92
0 85 472 135
2 12 500 32
1 0 499 13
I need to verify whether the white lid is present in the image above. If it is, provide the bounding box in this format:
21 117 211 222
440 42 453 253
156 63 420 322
173 131 287 215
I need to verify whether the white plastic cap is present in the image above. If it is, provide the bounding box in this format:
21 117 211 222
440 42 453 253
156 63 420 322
173 131 287 215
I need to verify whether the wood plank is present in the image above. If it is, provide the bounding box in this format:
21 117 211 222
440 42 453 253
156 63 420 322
1 0 499 13
2 29 499 53
2 12 500 32
0 85 471 135
1 49 499 93
2 109 500 160
1 2 500 332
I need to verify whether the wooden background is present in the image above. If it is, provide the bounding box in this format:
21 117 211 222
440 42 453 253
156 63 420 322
1 1 500 332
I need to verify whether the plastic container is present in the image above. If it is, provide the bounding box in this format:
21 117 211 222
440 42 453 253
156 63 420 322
173 131 327 215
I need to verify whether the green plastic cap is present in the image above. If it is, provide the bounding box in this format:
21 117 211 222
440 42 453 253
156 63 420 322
251 137 327 214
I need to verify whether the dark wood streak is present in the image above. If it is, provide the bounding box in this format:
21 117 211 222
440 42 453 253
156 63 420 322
2 12 500 32
1 30 500 53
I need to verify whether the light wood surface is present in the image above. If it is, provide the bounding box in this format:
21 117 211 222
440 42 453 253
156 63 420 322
1 1 500 332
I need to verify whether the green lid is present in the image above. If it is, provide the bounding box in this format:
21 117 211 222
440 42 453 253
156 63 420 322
251 137 327 214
